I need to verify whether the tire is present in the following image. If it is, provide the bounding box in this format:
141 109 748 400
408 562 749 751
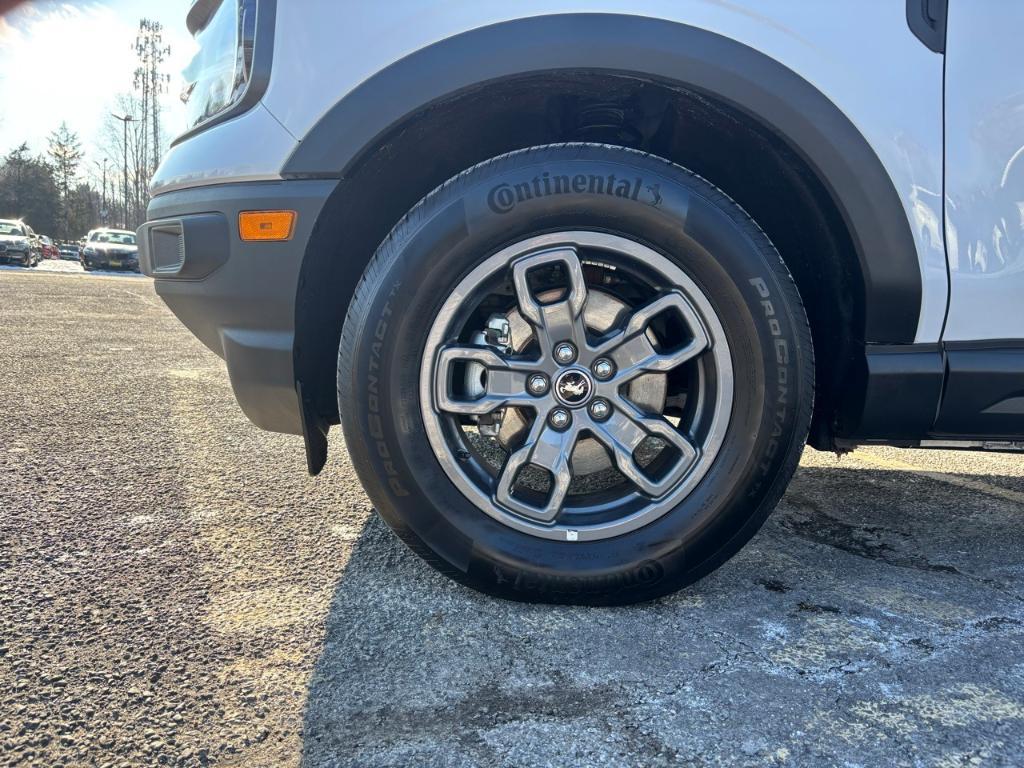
338 143 813 604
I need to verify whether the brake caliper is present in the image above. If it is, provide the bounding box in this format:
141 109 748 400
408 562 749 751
465 314 512 437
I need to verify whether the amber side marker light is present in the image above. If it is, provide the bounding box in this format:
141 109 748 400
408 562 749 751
238 210 296 241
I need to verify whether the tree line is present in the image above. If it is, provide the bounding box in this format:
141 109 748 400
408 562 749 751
0 18 171 240
0 130 93 240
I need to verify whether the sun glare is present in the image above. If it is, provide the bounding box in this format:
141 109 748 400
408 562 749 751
0 1 195 159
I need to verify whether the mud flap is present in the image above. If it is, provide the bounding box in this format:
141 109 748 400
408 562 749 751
297 380 329 475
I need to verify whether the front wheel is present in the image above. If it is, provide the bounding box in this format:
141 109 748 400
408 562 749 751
338 144 813 604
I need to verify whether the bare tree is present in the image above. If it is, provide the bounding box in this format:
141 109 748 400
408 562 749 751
101 95 143 229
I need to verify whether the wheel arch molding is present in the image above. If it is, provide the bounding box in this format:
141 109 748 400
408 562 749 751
283 12 922 345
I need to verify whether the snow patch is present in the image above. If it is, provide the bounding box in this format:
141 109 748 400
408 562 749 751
0 259 144 278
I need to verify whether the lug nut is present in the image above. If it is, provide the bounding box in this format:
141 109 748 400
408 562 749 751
554 342 577 364
549 408 571 430
589 399 611 421
527 373 549 396
592 358 614 380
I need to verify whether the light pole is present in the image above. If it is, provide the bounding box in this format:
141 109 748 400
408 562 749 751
111 113 134 229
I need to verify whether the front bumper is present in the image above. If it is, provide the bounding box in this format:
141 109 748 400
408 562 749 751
85 255 139 269
138 180 336 435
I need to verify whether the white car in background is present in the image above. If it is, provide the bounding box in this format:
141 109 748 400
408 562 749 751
80 228 139 272
0 219 41 267
139 0 1024 604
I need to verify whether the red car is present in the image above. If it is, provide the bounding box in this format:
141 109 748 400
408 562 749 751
38 236 59 259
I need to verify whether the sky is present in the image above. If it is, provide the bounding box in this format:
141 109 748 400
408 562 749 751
0 0 195 184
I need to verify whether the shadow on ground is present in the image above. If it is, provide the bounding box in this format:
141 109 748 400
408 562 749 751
4 274 1020 766
300 463 1024 767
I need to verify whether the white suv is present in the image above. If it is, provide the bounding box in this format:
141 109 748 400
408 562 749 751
139 1 1024 603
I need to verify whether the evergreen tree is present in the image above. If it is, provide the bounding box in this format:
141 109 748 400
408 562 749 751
0 143 60 234
48 123 84 238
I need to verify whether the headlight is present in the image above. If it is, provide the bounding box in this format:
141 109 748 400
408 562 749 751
181 0 257 132
84 247 97 256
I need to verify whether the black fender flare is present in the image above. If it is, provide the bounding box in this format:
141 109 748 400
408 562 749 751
283 12 922 343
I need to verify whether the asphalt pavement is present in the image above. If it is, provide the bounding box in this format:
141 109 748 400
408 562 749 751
2 270 1024 767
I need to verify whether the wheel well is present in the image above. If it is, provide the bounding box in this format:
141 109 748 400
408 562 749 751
295 72 865 448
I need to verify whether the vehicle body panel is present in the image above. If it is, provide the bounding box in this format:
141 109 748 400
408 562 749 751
942 0 1024 342
153 102 295 194
139 180 336 434
152 1 947 343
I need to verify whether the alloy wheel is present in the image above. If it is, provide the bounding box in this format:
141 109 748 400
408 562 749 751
420 231 733 542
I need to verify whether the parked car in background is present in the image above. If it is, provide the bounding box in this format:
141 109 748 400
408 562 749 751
0 219 41 267
58 242 79 260
80 228 139 271
38 235 59 260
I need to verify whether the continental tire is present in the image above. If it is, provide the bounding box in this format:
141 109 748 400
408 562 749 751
338 143 813 605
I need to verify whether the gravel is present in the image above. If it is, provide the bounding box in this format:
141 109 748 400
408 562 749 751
2 271 1024 767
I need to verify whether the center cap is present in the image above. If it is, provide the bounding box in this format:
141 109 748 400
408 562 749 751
553 369 594 407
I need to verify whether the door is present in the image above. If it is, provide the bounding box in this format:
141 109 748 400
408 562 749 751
943 0 1024 342
937 0 1024 437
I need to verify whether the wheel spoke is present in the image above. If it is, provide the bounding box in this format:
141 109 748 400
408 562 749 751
433 345 538 416
494 417 577 523
593 291 710 382
591 397 698 497
511 247 589 354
